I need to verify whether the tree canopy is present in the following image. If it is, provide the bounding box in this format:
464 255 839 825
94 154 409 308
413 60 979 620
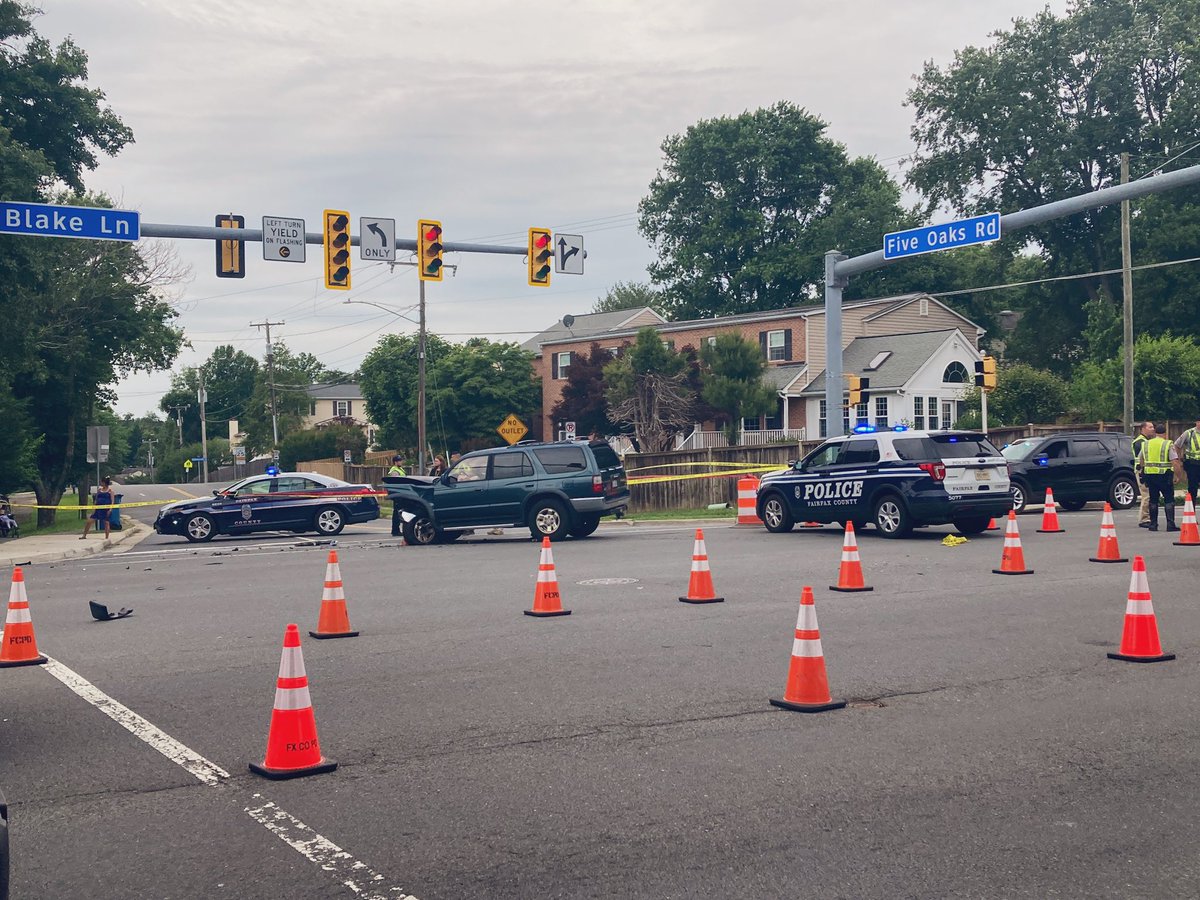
699 334 777 445
604 328 694 452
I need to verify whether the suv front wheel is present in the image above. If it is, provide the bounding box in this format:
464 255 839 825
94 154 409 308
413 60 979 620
528 499 571 541
402 513 438 546
873 494 912 538
760 494 795 533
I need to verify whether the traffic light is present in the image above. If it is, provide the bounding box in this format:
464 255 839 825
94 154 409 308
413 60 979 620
418 219 444 282
860 377 871 405
528 227 552 287
215 214 245 279
847 374 862 407
323 209 351 290
974 356 998 391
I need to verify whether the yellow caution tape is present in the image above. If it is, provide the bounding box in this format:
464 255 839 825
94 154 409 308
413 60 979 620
941 534 969 547
7 499 170 511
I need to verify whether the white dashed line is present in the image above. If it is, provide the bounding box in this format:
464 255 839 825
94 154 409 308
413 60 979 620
42 655 416 898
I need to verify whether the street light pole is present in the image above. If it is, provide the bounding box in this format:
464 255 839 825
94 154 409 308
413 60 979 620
418 278 427 476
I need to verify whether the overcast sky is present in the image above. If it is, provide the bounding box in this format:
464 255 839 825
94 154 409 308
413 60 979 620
32 0 1064 418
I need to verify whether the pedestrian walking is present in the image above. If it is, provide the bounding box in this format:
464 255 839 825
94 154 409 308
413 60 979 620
1133 420 1155 527
1173 416 1200 502
1138 423 1182 532
80 477 114 540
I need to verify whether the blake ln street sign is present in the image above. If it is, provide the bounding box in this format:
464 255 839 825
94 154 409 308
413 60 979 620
0 200 140 242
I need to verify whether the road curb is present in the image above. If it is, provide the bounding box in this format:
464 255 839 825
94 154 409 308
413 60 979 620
0 522 153 567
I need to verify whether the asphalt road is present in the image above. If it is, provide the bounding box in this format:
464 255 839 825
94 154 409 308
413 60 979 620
4 505 1200 898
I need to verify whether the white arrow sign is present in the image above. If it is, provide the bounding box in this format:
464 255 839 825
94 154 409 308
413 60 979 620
555 233 584 275
359 217 396 262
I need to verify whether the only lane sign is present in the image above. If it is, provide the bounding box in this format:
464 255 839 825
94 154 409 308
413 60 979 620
1 200 139 242
883 212 1000 260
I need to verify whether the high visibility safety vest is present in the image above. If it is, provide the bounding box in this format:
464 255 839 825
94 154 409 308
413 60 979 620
387 465 406 476
1184 428 1200 462
1142 437 1173 476
1132 433 1148 456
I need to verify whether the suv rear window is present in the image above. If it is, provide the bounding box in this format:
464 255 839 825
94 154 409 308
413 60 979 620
928 434 1000 459
533 446 588 474
590 443 622 470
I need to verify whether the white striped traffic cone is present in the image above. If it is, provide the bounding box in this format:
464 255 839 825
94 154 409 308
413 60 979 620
830 521 872 592
1107 556 1174 663
679 529 723 603
1089 503 1127 563
992 510 1034 575
769 586 846 713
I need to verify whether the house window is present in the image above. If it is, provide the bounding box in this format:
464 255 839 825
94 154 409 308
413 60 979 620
741 416 761 432
553 351 572 380
855 401 869 428
913 396 924 430
767 330 787 361
706 336 717 348
874 396 888 429
309 402 317 416
942 361 969 383
764 401 783 431
661 340 675 351
819 400 827 438
607 346 620 357
334 399 350 417
919 298 929 316
942 400 954 428
927 397 939 430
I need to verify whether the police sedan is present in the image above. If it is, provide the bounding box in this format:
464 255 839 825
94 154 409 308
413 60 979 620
154 472 380 542
756 427 1013 538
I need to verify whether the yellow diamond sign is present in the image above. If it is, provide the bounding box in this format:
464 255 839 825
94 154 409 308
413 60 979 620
497 413 528 445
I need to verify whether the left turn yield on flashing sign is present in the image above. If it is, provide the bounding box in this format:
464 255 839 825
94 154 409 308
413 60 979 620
1 200 139 242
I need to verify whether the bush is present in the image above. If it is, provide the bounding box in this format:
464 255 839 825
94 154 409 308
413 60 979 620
279 425 368 470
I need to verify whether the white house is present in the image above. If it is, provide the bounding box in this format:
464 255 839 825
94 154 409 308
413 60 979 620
303 383 379 446
798 329 982 438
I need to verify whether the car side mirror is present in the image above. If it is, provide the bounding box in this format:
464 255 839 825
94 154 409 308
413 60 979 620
212 489 221 496
444 474 457 485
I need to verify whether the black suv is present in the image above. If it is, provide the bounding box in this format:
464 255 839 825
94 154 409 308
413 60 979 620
383 440 629 544
757 428 1012 538
1001 431 1138 513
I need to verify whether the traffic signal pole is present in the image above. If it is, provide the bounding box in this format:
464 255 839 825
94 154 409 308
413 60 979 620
138 223 527 257
822 162 1200 438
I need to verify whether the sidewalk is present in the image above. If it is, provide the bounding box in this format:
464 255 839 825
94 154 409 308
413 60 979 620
0 521 153 568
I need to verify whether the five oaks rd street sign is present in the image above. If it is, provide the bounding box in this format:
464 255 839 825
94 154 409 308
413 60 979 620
0 200 139 242
497 414 529 445
883 212 1001 261
262 216 306 262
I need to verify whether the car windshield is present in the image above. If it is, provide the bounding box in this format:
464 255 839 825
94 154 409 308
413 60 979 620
929 434 1001 459
1001 439 1041 462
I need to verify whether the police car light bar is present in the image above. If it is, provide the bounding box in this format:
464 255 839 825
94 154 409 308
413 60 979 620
852 425 877 434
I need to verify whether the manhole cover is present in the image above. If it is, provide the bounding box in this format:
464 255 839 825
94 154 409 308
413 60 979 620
577 577 639 586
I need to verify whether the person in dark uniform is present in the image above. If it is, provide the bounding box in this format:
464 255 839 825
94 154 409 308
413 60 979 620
1139 423 1182 532
1173 416 1200 502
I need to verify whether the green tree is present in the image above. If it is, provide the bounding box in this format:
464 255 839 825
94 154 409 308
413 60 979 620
604 328 694 452
239 343 341 454
550 342 621 438
591 281 660 314
957 363 1070 427
638 101 916 320
159 345 261 446
359 333 453 452
906 0 1200 369
278 425 368 470
699 334 776 445
1070 334 1200 422
427 339 540 452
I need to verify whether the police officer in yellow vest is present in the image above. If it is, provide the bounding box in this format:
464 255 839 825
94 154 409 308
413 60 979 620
1173 417 1200 502
1133 420 1155 527
1138 423 1182 532
387 455 407 536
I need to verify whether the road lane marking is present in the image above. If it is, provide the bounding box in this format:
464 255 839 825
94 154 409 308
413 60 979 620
166 486 200 499
42 655 417 898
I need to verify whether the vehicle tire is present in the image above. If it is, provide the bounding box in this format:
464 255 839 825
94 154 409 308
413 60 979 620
528 499 571 541
872 494 912 538
1010 479 1029 515
1109 475 1137 510
183 513 216 543
953 516 990 535
313 506 345 537
760 493 795 533
1058 498 1088 511
570 514 602 538
402 514 438 546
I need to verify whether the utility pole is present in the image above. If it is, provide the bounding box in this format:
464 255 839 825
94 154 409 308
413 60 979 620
198 368 209 484
418 279 427 475
1121 152 1134 434
168 404 188 447
143 438 157 484
250 320 285 449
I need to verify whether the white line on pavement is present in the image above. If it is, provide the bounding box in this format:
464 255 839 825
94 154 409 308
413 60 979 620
42 655 416 899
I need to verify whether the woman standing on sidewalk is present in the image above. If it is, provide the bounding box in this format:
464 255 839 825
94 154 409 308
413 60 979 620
80 477 113 540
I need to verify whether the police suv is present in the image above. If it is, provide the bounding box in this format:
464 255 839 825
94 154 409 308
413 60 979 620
756 428 1012 538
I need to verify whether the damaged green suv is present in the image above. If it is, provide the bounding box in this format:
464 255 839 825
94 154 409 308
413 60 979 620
383 440 630 545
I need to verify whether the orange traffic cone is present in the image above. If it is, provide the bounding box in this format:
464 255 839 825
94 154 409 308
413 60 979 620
1174 493 1200 547
769 587 846 713
829 521 872 592
249 624 337 779
525 537 570 617
987 518 1000 531
992 510 1034 575
309 550 359 639
679 529 724 604
1037 487 1065 533
1108 556 1175 663
1089 503 1127 563
0 567 47 668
